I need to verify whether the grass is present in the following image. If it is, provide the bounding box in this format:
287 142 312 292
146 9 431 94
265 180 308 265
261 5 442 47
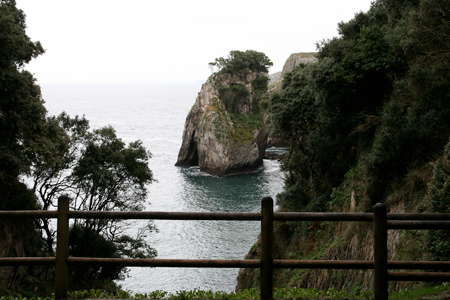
1 284 449 300
390 283 450 300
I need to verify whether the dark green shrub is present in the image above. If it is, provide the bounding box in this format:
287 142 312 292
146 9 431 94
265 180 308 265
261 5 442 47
209 50 272 75
218 83 250 113
68 225 123 290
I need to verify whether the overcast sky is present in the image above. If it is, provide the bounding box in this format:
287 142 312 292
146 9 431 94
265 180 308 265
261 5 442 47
16 0 373 85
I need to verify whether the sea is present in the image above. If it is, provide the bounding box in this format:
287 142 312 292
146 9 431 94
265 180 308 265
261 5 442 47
41 83 284 294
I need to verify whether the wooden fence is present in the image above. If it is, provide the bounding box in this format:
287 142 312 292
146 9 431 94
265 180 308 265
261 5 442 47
0 195 450 300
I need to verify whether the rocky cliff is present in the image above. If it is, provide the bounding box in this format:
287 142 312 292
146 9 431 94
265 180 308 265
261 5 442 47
281 52 317 74
175 71 269 176
268 52 317 93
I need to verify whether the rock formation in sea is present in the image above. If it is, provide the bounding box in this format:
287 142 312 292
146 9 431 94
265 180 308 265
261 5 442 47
175 71 269 176
175 51 318 174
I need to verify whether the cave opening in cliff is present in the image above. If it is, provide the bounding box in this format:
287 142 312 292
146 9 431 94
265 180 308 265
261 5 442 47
188 134 199 166
191 144 199 166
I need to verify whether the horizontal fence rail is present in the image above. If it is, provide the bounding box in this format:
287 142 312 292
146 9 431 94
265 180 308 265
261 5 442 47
0 257 56 266
69 211 262 220
68 257 261 268
2 257 450 270
3 210 450 223
274 212 373 221
388 220 450 230
389 272 450 282
0 210 59 218
0 195 449 300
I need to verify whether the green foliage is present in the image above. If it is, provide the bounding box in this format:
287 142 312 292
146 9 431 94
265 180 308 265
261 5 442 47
0 0 50 293
212 54 269 147
2 284 450 300
0 1 156 293
230 113 262 143
390 283 450 300
251 74 269 98
427 139 450 261
68 225 123 289
28 114 156 290
0 0 43 68
135 290 168 299
209 50 273 76
216 74 269 116
0 0 45 210
251 75 269 110
268 0 450 289
161 288 371 300
68 288 131 299
272 0 450 211
218 83 250 113
210 108 262 145
0 287 372 300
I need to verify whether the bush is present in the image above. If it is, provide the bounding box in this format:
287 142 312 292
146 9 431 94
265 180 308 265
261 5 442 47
272 0 450 211
209 50 272 75
68 225 123 289
218 83 250 113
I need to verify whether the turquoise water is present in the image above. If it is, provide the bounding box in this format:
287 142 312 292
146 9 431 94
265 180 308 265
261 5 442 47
42 83 284 293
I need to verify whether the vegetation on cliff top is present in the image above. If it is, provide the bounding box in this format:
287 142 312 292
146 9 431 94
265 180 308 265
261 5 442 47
209 50 273 76
212 50 271 114
208 51 271 147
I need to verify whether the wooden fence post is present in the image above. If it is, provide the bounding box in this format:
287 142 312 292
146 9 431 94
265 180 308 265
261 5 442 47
55 195 70 300
261 197 274 300
373 203 388 300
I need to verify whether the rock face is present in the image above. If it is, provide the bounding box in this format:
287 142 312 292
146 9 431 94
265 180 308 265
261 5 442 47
281 52 318 74
175 72 268 176
268 71 282 85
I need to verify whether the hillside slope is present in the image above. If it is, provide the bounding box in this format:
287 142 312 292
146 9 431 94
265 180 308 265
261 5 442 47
237 0 450 291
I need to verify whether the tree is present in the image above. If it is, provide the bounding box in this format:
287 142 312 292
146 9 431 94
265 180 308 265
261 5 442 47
0 0 157 291
257 0 450 290
0 0 45 210
0 0 49 292
30 113 156 287
209 50 273 75
272 0 450 211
